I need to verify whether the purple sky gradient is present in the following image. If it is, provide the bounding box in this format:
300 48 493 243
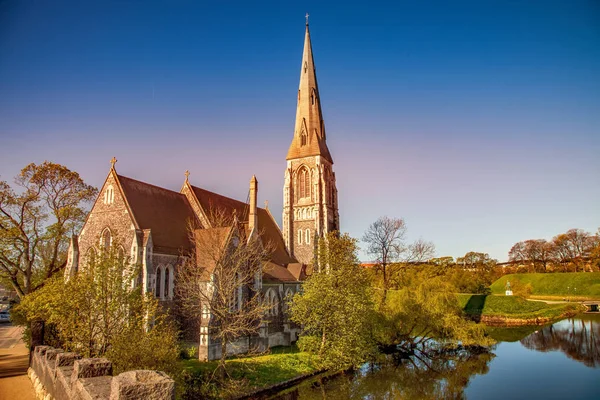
1 1 599 261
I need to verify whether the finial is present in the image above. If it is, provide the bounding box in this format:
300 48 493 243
110 157 117 169
184 170 190 182
264 200 269 209
305 13 309 26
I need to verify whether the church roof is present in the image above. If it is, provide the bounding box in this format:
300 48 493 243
190 185 297 266
286 23 333 164
193 226 234 274
117 175 196 254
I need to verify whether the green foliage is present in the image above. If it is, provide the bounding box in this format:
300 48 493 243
490 273 600 299
290 232 376 369
374 270 493 351
0 162 97 297
180 345 319 399
14 243 179 374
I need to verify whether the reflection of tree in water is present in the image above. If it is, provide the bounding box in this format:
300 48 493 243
520 318 600 368
275 346 494 400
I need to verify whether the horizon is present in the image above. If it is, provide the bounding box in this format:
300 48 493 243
1 1 599 262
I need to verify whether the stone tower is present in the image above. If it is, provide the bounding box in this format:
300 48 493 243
282 20 339 265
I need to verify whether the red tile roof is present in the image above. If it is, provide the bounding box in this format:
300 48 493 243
118 175 197 254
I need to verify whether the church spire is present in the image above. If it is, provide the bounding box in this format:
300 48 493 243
286 19 333 164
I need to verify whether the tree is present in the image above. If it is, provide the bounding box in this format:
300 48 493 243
407 238 436 263
372 269 493 360
508 239 552 272
0 162 97 298
457 252 497 271
290 232 375 368
14 240 178 375
363 216 407 304
551 229 595 272
175 214 271 377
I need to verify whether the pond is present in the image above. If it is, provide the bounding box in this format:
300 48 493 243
271 314 600 399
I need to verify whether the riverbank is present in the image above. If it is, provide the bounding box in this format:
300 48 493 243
180 345 320 399
458 294 584 326
491 272 600 300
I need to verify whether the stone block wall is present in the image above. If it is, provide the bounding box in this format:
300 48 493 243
28 346 175 400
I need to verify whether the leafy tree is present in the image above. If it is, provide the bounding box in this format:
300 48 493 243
457 251 497 271
14 240 178 375
0 162 97 298
291 232 375 369
551 229 595 272
373 269 493 358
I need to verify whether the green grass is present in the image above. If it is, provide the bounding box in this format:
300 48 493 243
457 294 582 320
181 345 319 391
490 273 600 299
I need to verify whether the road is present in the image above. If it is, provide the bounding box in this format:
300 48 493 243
0 323 36 399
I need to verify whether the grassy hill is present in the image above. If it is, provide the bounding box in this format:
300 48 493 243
457 294 581 321
490 273 600 300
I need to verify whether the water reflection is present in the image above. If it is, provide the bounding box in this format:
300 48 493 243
520 316 600 368
272 347 494 399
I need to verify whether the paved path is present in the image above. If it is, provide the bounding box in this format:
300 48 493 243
0 323 36 400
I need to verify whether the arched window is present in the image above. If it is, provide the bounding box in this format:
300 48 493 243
266 289 278 316
101 229 111 251
164 266 171 300
301 132 307 146
302 208 307 219
297 167 310 199
305 229 310 245
298 230 302 245
87 248 96 266
155 267 162 299
310 89 315 105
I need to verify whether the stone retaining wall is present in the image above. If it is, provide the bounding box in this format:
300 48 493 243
28 345 174 400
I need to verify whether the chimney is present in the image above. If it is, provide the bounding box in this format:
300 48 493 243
249 175 258 232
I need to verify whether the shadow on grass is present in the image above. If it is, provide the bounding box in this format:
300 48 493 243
464 295 488 323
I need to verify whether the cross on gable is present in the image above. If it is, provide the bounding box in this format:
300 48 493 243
184 170 190 181
110 157 117 169
305 13 309 25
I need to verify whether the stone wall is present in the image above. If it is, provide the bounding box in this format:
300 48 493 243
28 346 174 400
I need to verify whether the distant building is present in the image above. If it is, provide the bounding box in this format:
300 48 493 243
65 20 339 360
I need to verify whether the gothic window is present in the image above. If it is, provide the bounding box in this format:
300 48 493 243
87 248 96 265
311 91 315 105
302 208 307 219
284 288 294 312
305 229 310 245
164 266 171 300
297 167 311 199
298 230 302 245
301 131 307 146
304 61 307 73
155 267 162 299
103 185 114 205
101 229 111 251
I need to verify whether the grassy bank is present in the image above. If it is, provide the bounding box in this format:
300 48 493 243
458 294 583 325
490 273 600 300
181 345 319 397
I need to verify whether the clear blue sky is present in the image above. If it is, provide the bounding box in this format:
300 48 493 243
1 1 599 261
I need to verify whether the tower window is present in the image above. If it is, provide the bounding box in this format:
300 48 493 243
298 230 302 244
301 132 307 146
297 167 310 199
305 229 310 244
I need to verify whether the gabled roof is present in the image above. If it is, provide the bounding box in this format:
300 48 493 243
190 185 297 266
194 226 234 274
118 175 197 254
263 261 298 283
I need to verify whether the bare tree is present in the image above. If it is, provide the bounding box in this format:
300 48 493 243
407 238 436 263
508 239 552 272
363 216 407 304
175 212 271 378
0 162 97 298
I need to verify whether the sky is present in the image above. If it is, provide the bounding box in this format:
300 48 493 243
0 0 599 262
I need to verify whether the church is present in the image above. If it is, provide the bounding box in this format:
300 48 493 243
65 20 339 361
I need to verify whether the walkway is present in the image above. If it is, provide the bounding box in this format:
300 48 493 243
0 323 36 400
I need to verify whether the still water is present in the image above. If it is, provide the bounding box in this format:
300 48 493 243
272 315 600 399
